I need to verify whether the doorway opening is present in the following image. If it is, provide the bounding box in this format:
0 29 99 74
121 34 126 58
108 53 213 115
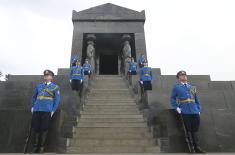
99 54 118 75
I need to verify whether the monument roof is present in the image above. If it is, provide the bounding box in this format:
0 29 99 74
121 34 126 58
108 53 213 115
72 3 145 22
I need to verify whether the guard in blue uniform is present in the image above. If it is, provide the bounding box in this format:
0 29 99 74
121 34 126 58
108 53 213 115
170 71 205 153
83 59 92 78
31 70 60 153
138 53 146 68
128 57 137 75
70 60 84 91
139 61 152 91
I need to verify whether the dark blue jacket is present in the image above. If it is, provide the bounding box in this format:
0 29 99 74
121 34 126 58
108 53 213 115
170 83 201 114
83 63 92 72
128 61 137 72
139 67 152 81
32 82 60 112
70 66 84 80
138 55 146 64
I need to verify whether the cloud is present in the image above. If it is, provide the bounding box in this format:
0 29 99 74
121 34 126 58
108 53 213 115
0 0 235 80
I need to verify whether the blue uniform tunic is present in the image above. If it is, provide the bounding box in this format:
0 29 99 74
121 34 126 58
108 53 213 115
32 82 60 113
138 55 146 64
170 83 201 114
128 61 137 72
83 63 92 72
139 67 152 81
70 66 85 80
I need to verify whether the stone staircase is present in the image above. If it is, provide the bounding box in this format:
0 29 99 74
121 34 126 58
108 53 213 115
67 75 160 153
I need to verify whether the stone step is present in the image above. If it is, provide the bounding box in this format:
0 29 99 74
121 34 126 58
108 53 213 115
86 100 136 103
92 83 127 86
77 122 147 128
79 117 145 123
91 89 130 93
74 127 149 133
95 76 123 79
85 102 136 105
94 78 124 83
88 93 132 97
73 131 152 139
68 138 156 147
92 83 126 86
67 146 160 153
83 108 139 112
91 88 129 92
93 81 126 86
88 96 134 100
81 114 143 119
94 79 124 82
87 99 135 102
91 88 131 94
81 111 140 115
64 74 159 154
93 86 128 89
95 77 124 80
89 93 132 97
85 104 138 110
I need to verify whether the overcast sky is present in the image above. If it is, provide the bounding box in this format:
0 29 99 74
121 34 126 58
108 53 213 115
0 0 235 80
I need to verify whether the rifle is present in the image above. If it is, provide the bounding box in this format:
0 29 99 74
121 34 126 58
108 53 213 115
23 117 32 154
179 114 195 153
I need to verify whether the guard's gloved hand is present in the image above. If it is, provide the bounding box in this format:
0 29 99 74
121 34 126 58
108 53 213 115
69 80 72 83
51 112 54 117
88 71 91 73
199 112 200 115
176 107 181 114
31 107 34 113
140 81 143 84
80 80 83 83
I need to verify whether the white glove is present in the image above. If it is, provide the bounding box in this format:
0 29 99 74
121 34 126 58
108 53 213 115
199 112 200 115
88 71 90 73
176 107 181 114
51 112 54 117
80 80 83 83
31 107 34 113
69 80 72 83
140 81 143 84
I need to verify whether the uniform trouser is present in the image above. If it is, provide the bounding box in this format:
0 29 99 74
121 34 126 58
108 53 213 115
181 114 201 149
181 114 200 132
139 81 152 91
138 63 144 68
84 71 91 78
127 71 137 75
31 111 51 152
71 79 83 91
31 111 51 132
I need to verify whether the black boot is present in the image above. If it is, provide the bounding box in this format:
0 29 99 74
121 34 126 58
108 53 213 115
38 131 48 154
191 132 206 154
31 131 40 153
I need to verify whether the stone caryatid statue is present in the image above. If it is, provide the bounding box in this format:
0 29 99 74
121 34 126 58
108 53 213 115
122 34 132 75
122 34 132 58
86 34 96 74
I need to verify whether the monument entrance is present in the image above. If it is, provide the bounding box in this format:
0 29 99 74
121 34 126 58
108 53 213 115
99 53 118 74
